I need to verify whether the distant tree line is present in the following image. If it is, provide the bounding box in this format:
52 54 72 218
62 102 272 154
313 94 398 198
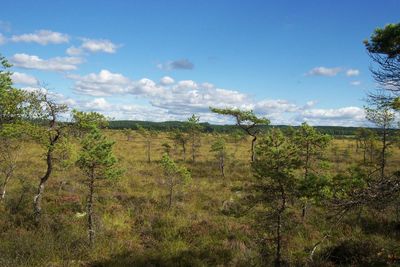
108 120 374 137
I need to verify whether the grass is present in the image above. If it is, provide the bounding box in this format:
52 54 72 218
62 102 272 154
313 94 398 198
0 130 399 266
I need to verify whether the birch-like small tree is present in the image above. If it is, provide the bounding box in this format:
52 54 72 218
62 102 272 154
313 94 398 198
123 128 134 141
160 154 191 209
170 129 189 161
31 91 68 223
186 114 202 162
365 95 396 179
354 127 377 164
137 126 157 163
77 127 121 246
210 136 227 177
0 123 25 201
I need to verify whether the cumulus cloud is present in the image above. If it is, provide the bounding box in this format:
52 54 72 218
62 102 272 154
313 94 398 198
346 69 360 77
157 59 194 70
80 38 118 53
80 97 173 121
85 98 112 110
11 30 69 45
66 38 119 55
11 72 38 86
299 106 365 126
68 69 367 126
160 76 175 85
307 66 342 77
70 69 132 96
150 80 250 114
11 53 83 72
255 99 299 114
66 46 83 56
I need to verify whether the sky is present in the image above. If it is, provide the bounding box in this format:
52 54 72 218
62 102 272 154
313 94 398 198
1 0 399 126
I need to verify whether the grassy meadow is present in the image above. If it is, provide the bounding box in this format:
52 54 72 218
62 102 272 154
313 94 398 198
1 130 400 267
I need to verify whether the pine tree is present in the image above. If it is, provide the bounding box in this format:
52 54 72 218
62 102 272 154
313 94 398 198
77 127 121 245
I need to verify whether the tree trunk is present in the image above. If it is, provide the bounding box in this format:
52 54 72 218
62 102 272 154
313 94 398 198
33 146 54 223
302 202 308 221
87 170 95 246
275 212 282 267
182 142 186 162
363 148 366 164
147 140 151 163
0 174 11 201
275 184 286 267
251 135 257 162
302 144 310 220
191 135 196 163
380 127 387 179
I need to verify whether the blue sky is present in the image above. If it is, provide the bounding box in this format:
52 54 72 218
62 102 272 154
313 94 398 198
1 0 399 125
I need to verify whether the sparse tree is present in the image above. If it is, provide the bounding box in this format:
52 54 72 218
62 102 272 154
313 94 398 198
71 109 108 137
210 136 227 177
294 122 331 219
210 107 269 162
32 91 68 223
364 23 400 96
252 129 301 266
365 95 396 178
170 129 189 161
0 55 27 127
355 127 378 164
123 128 134 141
160 154 191 209
0 123 25 201
77 127 121 246
186 114 202 162
137 126 157 163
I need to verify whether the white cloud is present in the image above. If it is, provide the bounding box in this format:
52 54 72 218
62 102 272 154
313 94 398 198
11 53 83 72
68 70 367 126
80 38 118 53
11 30 69 45
66 46 83 56
66 39 119 55
85 98 112 110
307 66 342 77
157 59 194 70
160 76 175 85
299 106 365 126
70 69 132 96
346 69 360 77
150 82 250 114
175 80 199 90
11 72 38 86
255 99 299 114
350 80 361 86
20 87 77 109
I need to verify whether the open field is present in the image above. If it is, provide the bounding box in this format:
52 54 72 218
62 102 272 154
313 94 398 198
1 130 400 266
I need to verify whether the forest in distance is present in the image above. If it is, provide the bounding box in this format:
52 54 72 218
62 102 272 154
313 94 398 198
107 120 367 137
1 16 400 267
